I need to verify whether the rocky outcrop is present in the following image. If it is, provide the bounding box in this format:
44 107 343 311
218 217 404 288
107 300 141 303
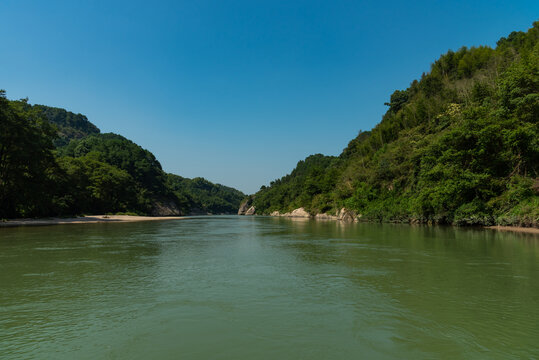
337 208 360 222
245 206 256 215
271 207 311 218
288 207 311 218
311 208 359 221
268 207 361 222
151 199 182 216
238 196 254 215
315 213 338 221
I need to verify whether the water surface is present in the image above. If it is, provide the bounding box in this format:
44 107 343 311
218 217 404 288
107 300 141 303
1 216 538 359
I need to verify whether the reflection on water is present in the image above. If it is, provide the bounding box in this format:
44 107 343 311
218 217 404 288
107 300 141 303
1 217 538 359
269 218 539 358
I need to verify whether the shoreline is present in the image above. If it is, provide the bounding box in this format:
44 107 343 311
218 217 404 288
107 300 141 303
302 216 539 235
0 215 188 228
262 208 539 235
485 225 539 235
2 214 537 235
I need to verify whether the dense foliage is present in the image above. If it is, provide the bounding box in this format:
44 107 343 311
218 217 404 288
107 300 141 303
33 104 100 146
0 96 244 218
166 174 245 214
0 95 61 217
253 22 539 227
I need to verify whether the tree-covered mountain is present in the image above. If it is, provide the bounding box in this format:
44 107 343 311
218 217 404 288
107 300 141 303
0 96 245 218
33 104 101 146
252 22 539 227
166 174 245 214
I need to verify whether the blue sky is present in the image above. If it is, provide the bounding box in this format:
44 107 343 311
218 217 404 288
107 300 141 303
1 1 537 193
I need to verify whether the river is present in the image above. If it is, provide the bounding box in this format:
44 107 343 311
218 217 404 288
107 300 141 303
1 216 538 359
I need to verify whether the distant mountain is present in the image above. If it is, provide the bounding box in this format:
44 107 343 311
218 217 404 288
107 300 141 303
166 174 246 214
250 21 539 227
0 95 245 218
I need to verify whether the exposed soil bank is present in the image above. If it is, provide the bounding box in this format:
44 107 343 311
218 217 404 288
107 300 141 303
0 215 187 228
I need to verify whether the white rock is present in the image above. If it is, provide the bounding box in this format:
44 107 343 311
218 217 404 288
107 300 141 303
288 208 311 218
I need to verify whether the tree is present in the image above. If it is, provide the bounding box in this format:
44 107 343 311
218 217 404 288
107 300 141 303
0 92 59 217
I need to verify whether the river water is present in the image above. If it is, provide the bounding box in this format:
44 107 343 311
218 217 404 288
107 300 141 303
1 216 538 359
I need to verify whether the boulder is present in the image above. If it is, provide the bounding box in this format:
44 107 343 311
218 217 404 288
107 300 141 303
270 211 281 216
245 206 256 215
288 207 311 218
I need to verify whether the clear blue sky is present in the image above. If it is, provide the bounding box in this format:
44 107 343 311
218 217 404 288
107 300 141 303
1 1 537 193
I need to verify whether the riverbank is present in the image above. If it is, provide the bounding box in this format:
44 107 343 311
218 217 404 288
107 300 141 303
3 214 538 235
261 207 539 235
0 215 187 228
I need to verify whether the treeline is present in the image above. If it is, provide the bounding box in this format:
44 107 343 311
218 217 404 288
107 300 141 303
166 174 245 214
253 22 539 227
0 96 244 218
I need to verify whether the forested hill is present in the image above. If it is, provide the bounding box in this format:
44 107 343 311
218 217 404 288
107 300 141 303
166 175 246 214
251 21 539 227
0 96 245 218
32 104 101 146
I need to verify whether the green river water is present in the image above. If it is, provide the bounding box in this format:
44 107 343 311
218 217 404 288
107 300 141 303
1 216 538 359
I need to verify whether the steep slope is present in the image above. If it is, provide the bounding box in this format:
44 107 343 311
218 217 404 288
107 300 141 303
251 22 539 227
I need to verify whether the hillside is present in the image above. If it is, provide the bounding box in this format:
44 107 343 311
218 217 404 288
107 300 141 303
33 104 101 146
251 22 539 227
0 96 245 218
166 175 245 214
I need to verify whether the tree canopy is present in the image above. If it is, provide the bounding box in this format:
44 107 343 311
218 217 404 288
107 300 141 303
0 95 245 218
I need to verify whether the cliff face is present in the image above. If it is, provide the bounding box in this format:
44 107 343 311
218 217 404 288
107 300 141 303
238 196 255 215
151 199 183 216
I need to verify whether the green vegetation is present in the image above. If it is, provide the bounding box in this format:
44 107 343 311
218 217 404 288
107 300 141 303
32 104 100 147
0 95 244 218
166 174 245 214
0 95 60 218
2 22 537 225
253 22 539 227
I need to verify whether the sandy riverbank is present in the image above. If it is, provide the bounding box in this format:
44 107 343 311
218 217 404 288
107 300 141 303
0 215 187 228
